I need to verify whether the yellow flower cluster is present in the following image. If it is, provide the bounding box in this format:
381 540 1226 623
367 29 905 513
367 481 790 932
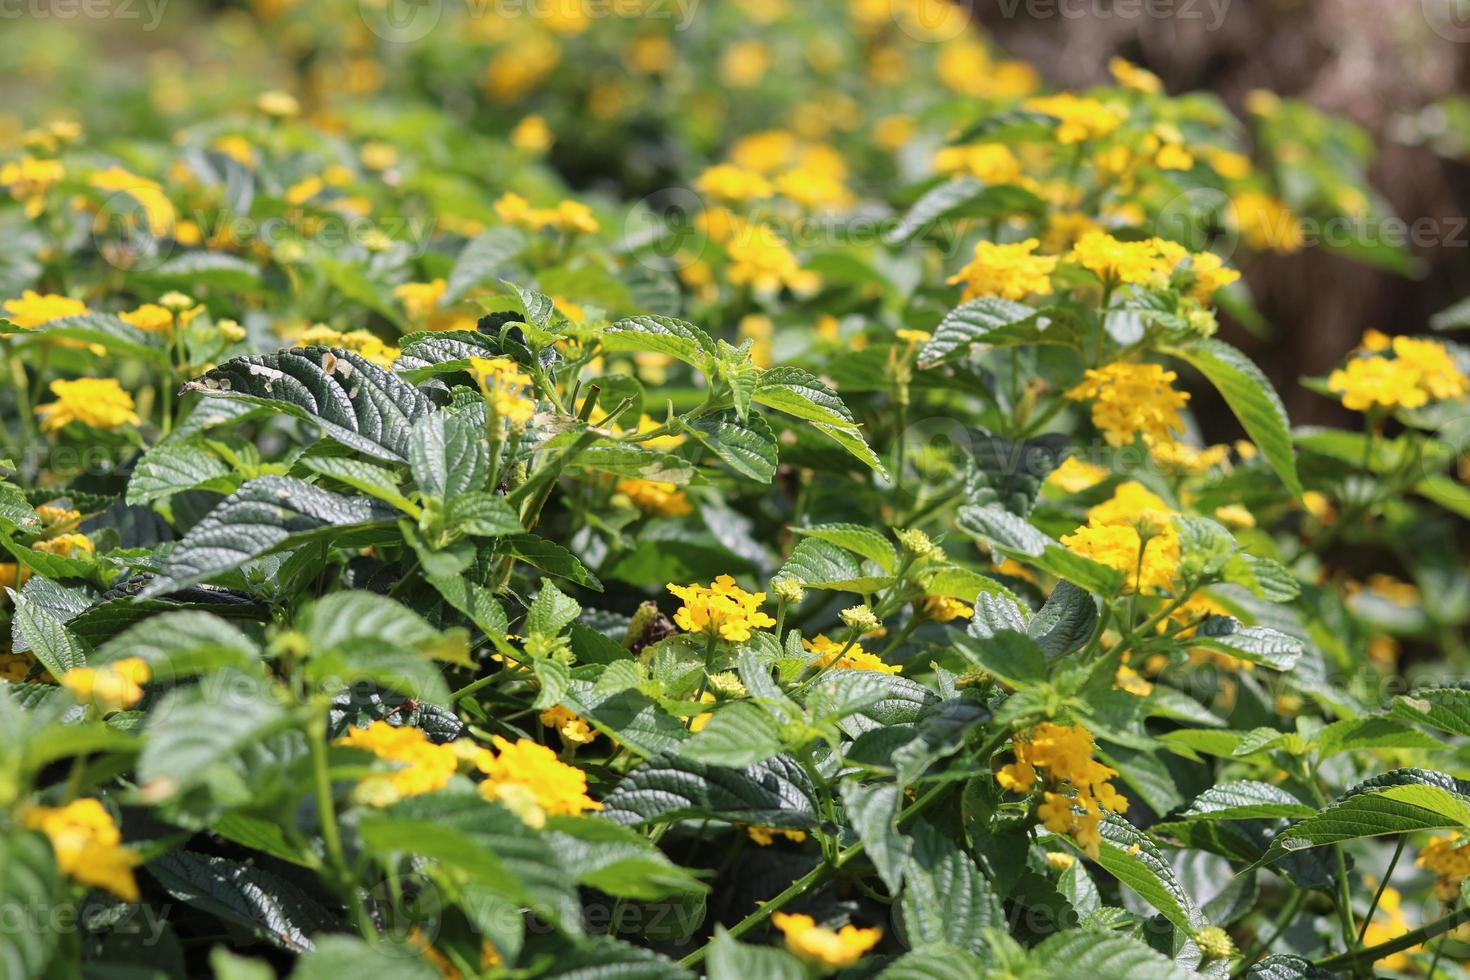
695 163 772 202
1418 834 1470 903
393 279 477 333
918 595 973 622
469 356 537 425
89 166 175 235
540 705 597 746
803 633 900 674
1069 232 1183 287
996 722 1127 857
296 325 400 368
336 721 459 805
771 913 882 969
667 575 776 642
120 300 203 337
947 239 1058 302
1024 94 1125 145
494 193 600 235
61 658 149 715
1109 57 1162 95
1231 190 1304 254
1046 456 1109 493
712 214 820 294
746 825 807 846
1061 482 1180 595
36 379 141 434
932 143 1021 184
475 735 602 826
1 156 64 217
1066 361 1189 448
1328 333 1469 412
615 477 693 516
24 798 141 901
3 290 89 327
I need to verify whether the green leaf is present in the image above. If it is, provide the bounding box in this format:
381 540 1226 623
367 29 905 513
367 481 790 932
793 523 897 572
1391 687 1470 738
356 791 580 930
600 753 819 829
141 476 396 597
1262 770 1470 864
682 702 785 767
525 581 581 636
572 445 696 484
1093 816 1205 931
952 629 1046 687
885 177 1045 245
297 455 417 514
409 410 488 501
776 537 892 593
126 438 234 506
753 367 856 428
146 850 337 952
2 312 168 364
896 819 1003 953
545 816 708 900
687 410 780 483
1313 716 1443 757
564 681 688 758
501 534 602 590
602 315 714 367
0 829 63 978
8 589 88 675
133 251 263 293
182 347 436 463
841 781 910 892
1026 581 1097 658
918 299 1085 367
707 928 806 980
1189 617 1303 671
1244 954 1338 980
1222 553 1301 602
289 935 438 980
445 492 523 537
444 226 527 304
1024 929 1196 980
95 610 260 680
1179 781 1316 821
1164 339 1302 498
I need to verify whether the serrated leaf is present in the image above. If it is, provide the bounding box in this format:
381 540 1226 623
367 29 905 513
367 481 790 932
896 819 1003 953
409 410 488 501
918 299 1086 367
2 312 168 364
1261 770 1470 864
1024 929 1195 980
1391 687 1470 738
141 476 395 597
602 315 714 367
183 347 435 463
95 610 259 680
525 581 581 636
687 410 779 483
956 505 1122 595
600 753 819 828
841 781 910 893
146 851 336 952
776 537 892 593
1165 339 1302 498
952 629 1046 687
1093 816 1205 931
1180 781 1315 821
1189 617 1303 671
0 829 64 978
885 177 1045 245
289 935 438 980
793 523 897 572
127 438 234 506
446 492 523 537
501 534 602 590
9 589 88 676
682 702 785 767
753 367 856 428
1026 581 1097 658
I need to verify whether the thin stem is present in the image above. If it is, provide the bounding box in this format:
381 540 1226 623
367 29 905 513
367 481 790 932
1315 905 1470 973
1357 836 1406 944
1231 889 1308 978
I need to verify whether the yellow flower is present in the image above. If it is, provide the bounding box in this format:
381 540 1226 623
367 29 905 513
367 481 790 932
1214 504 1256 528
947 239 1058 302
89 166 174 235
1154 144 1194 171
296 325 400 368
1084 481 1173 530
1066 361 1189 448
695 164 773 202
1024 94 1125 145
510 115 554 152
1231 191 1303 254
720 40 770 88
668 575 776 643
1328 356 1426 412
468 356 536 425
0 156 64 217
996 722 1127 858
24 799 141 901
932 143 1021 184
774 166 853 211
1359 885 1418 971
553 199 599 235
803 633 899 674
719 219 819 294
616 478 693 517
772 913 881 969
918 595 973 622
1419 835 1470 903
540 705 597 746
1061 522 1179 595
475 736 602 826
3 291 89 327
35 533 94 559
36 379 140 433
730 130 799 173
1109 57 1162 94
747 825 807 846
393 279 477 333
1115 665 1153 696
1045 456 1109 493
359 141 400 172
256 90 300 118
61 658 149 714
336 721 459 805
1068 232 1181 287
1184 251 1240 302
1391 336 1469 402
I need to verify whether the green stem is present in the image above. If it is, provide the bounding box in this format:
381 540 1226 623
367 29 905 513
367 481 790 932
1357 836 1405 944
1315 905 1470 973
1231 889 1308 978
